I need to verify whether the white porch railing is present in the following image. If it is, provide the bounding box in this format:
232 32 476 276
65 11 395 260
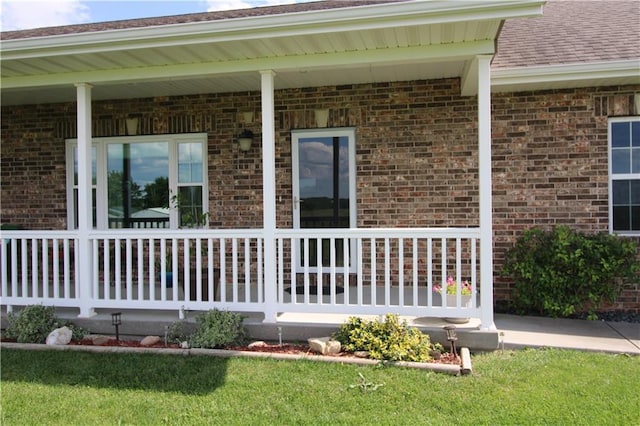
1 228 486 324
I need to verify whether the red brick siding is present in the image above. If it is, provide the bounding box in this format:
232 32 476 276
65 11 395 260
492 86 640 311
1 80 638 310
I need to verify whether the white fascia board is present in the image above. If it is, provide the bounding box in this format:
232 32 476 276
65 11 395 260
491 59 640 90
1 39 495 90
1 1 544 60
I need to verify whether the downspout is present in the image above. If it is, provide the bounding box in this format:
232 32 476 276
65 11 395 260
75 83 96 318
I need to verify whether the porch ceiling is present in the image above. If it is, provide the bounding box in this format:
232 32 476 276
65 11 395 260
0 0 544 106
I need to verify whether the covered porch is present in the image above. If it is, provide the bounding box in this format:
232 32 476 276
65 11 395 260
0 1 546 332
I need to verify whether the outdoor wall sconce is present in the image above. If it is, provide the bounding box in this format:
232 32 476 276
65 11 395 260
111 312 122 341
237 129 254 152
314 108 329 127
125 118 138 136
443 324 458 356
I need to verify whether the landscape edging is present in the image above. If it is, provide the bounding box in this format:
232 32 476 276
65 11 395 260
1 342 465 375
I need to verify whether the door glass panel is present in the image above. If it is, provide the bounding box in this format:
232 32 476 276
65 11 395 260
299 136 350 228
107 142 169 228
294 132 354 269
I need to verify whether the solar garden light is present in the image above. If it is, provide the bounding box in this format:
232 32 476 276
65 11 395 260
443 324 458 357
111 312 122 341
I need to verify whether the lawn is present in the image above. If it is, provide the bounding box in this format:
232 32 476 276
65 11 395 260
1 347 638 425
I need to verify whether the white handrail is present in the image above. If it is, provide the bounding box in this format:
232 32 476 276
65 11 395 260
1 228 484 321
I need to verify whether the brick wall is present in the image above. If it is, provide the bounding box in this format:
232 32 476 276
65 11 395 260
491 86 640 311
1 80 638 310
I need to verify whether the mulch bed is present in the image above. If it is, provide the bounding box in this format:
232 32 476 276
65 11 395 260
66 338 461 364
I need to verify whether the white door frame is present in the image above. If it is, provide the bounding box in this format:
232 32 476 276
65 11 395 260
291 127 357 273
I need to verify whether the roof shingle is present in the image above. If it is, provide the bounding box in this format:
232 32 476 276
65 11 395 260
0 0 405 40
493 0 640 69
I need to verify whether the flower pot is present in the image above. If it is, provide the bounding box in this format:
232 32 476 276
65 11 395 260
444 294 471 324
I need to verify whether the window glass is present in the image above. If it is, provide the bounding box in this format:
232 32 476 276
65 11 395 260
632 121 640 147
67 134 207 230
611 122 630 148
72 147 97 228
610 118 640 234
612 148 630 174
107 142 169 229
178 142 203 183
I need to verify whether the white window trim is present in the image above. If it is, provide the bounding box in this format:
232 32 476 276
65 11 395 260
608 117 640 236
66 133 208 230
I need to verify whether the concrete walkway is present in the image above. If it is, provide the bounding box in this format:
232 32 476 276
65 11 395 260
495 314 640 354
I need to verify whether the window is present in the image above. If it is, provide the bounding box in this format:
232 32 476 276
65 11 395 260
609 118 640 235
66 133 208 230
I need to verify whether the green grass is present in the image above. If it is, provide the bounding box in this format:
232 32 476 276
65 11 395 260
1 347 638 425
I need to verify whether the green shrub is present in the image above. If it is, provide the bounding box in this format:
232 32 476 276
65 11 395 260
332 314 442 362
188 309 246 349
502 226 640 318
166 320 191 345
3 305 88 343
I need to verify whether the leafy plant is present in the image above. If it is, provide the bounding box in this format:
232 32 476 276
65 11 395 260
349 372 384 392
502 226 640 318
3 305 87 343
332 314 443 362
188 309 246 349
166 320 191 345
169 191 209 229
433 276 472 295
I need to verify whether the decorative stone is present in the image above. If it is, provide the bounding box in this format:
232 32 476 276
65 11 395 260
180 341 189 349
354 351 370 358
140 335 161 346
88 335 111 345
248 340 268 348
46 326 72 345
308 337 341 355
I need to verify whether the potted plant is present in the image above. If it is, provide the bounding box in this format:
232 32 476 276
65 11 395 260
169 192 209 229
156 252 174 288
433 276 472 324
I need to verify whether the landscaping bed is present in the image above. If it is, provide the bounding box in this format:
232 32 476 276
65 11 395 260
63 337 462 365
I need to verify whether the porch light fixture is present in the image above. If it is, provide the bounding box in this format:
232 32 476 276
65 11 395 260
314 109 329 128
236 129 254 152
111 312 122 341
443 324 458 357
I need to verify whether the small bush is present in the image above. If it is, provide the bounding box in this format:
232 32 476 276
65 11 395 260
3 305 88 343
166 320 191 345
502 226 640 318
188 309 246 349
332 314 442 362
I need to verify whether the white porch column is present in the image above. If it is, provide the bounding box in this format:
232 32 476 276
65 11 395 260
75 83 96 317
260 70 278 323
477 55 495 330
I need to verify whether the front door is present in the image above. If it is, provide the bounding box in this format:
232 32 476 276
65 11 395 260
292 128 356 271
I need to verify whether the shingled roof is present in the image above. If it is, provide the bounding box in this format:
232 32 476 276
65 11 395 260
493 0 640 69
0 0 404 40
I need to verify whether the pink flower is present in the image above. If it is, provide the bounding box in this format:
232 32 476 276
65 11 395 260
433 276 472 295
